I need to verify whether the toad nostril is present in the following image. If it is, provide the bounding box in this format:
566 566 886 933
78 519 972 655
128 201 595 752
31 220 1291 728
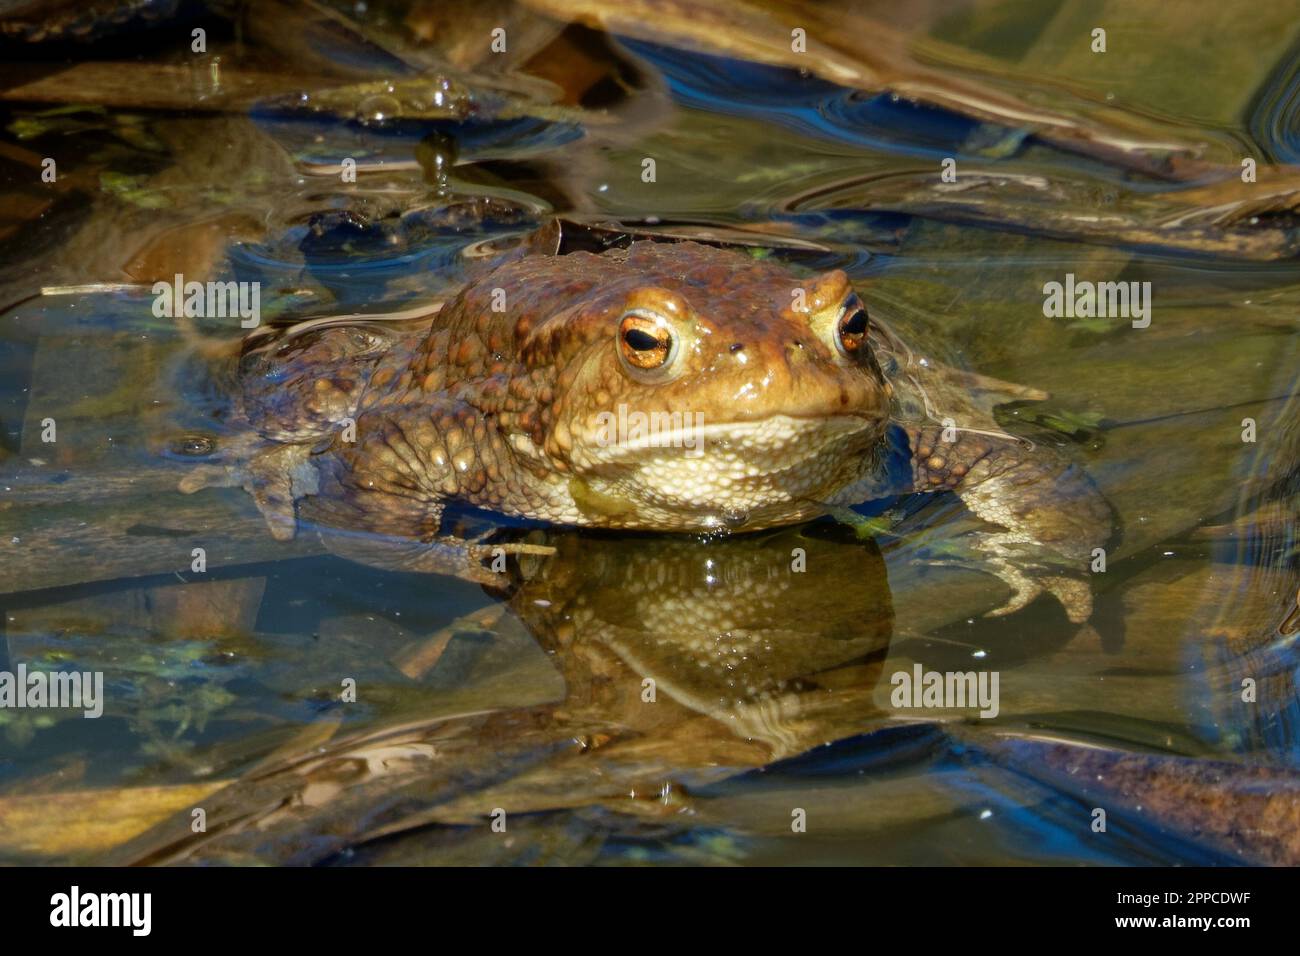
729 342 744 352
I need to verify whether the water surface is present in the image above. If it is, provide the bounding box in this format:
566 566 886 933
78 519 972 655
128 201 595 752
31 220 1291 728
1 0 1299 865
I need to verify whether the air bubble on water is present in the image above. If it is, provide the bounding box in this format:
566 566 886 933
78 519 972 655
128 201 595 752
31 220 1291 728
172 434 216 457
721 509 749 528
357 94 401 124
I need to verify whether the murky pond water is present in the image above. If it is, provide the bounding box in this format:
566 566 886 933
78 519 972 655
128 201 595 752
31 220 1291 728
2 1 1299 865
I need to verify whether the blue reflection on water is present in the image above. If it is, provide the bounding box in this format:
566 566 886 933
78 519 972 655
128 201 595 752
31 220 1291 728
1249 51 1300 164
620 37 980 159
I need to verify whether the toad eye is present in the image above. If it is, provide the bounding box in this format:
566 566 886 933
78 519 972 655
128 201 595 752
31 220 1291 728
836 297 869 357
618 311 677 375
